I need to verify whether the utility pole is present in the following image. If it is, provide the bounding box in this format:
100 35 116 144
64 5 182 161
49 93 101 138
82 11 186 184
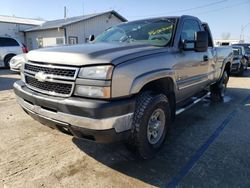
240 22 250 42
64 6 67 20
82 1 86 43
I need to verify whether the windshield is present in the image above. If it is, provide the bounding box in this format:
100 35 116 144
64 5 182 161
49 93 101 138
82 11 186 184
95 19 176 47
233 48 240 56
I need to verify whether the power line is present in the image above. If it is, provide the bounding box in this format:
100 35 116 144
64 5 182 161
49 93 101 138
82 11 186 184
164 0 228 14
128 0 228 18
195 0 250 15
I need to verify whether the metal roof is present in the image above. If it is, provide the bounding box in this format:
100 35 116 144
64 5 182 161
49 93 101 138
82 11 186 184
0 15 45 25
25 10 127 32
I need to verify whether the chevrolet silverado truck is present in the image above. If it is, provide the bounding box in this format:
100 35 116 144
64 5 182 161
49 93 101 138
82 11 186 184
14 15 233 159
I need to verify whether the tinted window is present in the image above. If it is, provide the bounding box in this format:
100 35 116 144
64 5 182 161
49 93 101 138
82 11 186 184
181 20 201 41
0 37 19 47
233 48 240 56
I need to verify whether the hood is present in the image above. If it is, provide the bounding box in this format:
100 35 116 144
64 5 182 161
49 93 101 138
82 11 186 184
27 42 165 66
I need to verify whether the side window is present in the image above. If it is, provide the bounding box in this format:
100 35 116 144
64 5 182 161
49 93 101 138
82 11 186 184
8 38 19 46
68 36 78 45
0 37 4 47
56 38 64 45
181 20 201 41
37 37 43 48
239 48 242 55
0 37 19 47
202 24 213 47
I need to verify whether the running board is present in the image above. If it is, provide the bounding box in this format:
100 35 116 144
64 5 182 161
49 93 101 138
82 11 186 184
175 92 211 115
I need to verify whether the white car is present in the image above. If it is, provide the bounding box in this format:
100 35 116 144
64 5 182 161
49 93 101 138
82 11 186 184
9 54 26 72
0 37 28 68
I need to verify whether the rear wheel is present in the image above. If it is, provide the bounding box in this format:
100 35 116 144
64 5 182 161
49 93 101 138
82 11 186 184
128 92 171 159
210 70 229 102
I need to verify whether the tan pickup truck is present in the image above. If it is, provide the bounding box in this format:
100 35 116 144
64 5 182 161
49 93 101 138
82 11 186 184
14 15 233 159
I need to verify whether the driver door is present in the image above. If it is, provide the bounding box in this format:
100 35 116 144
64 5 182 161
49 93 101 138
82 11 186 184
174 19 210 101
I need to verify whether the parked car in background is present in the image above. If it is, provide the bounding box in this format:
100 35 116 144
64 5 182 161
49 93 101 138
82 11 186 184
232 43 250 66
231 46 248 75
0 37 28 68
9 54 26 72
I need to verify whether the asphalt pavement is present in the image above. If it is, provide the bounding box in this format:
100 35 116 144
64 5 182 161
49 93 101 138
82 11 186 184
0 68 250 188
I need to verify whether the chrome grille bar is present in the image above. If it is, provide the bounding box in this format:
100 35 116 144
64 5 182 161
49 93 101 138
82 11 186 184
23 61 79 97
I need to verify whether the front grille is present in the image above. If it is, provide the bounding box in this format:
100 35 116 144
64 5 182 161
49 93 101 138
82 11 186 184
24 62 78 79
23 62 79 97
25 76 73 95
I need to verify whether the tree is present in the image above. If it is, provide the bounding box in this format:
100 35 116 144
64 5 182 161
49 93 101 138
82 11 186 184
221 32 231 40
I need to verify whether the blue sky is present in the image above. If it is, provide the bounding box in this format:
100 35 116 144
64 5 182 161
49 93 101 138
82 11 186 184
0 0 249 42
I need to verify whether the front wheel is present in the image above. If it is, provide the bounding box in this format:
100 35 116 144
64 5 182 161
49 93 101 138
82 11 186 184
210 71 229 102
4 55 13 68
128 92 171 159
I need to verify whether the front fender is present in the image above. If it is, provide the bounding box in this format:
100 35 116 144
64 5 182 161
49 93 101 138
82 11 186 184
2 52 17 61
129 69 176 94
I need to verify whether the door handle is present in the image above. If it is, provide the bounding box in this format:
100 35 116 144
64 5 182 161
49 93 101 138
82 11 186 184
203 55 209 61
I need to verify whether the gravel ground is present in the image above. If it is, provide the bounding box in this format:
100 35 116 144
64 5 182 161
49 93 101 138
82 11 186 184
0 69 250 188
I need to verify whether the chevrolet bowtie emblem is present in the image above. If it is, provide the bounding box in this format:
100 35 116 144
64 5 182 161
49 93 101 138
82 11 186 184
35 71 47 82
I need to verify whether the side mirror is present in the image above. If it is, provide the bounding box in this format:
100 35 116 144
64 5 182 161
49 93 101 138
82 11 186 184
182 31 208 52
182 40 195 51
88 35 95 42
195 31 208 52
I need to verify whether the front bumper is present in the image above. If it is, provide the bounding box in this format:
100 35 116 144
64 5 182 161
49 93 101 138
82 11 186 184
14 81 135 142
10 67 21 72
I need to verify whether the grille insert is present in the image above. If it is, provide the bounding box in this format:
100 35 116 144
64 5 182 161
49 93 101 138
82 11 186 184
24 62 78 79
25 76 73 96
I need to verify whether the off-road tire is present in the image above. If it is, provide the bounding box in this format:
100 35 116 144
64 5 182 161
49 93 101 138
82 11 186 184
128 92 171 159
210 71 229 102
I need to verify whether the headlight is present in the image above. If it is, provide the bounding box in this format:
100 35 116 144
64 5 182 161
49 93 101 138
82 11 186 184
74 85 110 98
10 55 26 67
78 65 113 80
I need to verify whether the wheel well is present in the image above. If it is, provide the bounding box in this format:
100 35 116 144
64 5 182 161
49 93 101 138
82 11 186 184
140 77 176 121
225 62 231 75
4 53 16 63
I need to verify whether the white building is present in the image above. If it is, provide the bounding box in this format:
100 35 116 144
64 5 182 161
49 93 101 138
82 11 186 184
24 11 127 50
214 39 242 46
0 15 45 43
